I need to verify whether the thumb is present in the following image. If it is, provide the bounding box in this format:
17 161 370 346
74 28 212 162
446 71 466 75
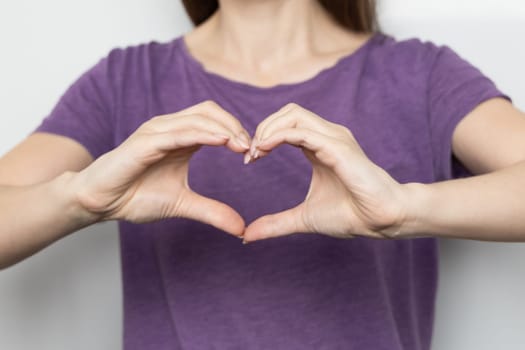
243 204 308 243
177 189 245 237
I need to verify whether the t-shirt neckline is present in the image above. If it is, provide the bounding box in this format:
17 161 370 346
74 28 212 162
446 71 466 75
177 32 382 94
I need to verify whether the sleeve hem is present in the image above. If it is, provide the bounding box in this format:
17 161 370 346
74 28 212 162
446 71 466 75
438 93 512 180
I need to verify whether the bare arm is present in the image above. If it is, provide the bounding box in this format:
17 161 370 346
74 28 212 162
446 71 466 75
0 101 251 269
398 98 525 241
0 133 96 269
0 171 98 269
241 100 525 243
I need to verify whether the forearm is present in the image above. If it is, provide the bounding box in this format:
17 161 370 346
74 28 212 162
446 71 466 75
0 171 98 269
399 160 525 241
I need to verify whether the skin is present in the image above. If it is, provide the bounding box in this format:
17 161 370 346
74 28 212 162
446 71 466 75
1 0 525 268
242 100 525 243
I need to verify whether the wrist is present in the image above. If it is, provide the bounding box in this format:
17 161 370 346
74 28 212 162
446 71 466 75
378 182 432 239
53 171 103 227
396 182 433 238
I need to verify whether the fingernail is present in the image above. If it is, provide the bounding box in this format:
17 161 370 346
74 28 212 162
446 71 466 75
243 152 252 165
242 239 249 245
250 138 258 157
254 149 260 159
235 135 250 149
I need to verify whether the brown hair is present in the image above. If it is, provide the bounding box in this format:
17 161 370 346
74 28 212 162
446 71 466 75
181 0 378 33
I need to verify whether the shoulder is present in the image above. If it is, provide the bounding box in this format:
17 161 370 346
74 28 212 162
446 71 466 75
93 36 185 81
108 38 179 61
362 32 486 100
366 33 450 78
372 33 444 64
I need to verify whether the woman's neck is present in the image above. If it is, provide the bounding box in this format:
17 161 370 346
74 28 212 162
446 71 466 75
183 0 372 87
211 0 327 64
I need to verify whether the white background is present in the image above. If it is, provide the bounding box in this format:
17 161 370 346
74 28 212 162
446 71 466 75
0 1 524 349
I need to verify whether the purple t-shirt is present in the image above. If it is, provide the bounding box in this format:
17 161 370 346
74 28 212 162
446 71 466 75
33 32 508 349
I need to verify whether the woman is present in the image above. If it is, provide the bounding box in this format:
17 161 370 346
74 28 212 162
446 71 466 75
1 0 524 349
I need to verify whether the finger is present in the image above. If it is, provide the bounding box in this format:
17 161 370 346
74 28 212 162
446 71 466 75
181 100 251 146
249 103 295 158
255 127 344 167
252 103 295 140
253 103 343 152
243 204 308 242
149 114 249 152
257 127 324 151
153 129 234 152
128 130 232 166
244 148 269 164
177 189 246 237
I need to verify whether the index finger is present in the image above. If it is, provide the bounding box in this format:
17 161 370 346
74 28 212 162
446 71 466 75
179 100 251 141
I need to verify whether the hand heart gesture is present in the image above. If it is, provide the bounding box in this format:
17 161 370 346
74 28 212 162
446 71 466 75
242 103 410 243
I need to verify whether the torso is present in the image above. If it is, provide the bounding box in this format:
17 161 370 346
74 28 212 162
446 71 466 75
115 32 440 350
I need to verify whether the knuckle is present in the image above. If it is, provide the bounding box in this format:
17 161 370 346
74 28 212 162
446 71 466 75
144 115 160 125
334 123 348 133
335 124 354 138
146 114 168 125
201 99 219 109
335 123 347 131
153 112 174 121
138 118 159 132
284 102 301 111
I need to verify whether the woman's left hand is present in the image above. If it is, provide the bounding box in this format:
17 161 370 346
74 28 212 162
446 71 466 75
242 103 412 243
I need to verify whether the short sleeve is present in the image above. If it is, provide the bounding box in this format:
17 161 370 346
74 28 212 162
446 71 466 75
427 45 511 181
32 53 115 160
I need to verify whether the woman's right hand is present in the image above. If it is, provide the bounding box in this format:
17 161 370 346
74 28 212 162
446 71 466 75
72 100 250 237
